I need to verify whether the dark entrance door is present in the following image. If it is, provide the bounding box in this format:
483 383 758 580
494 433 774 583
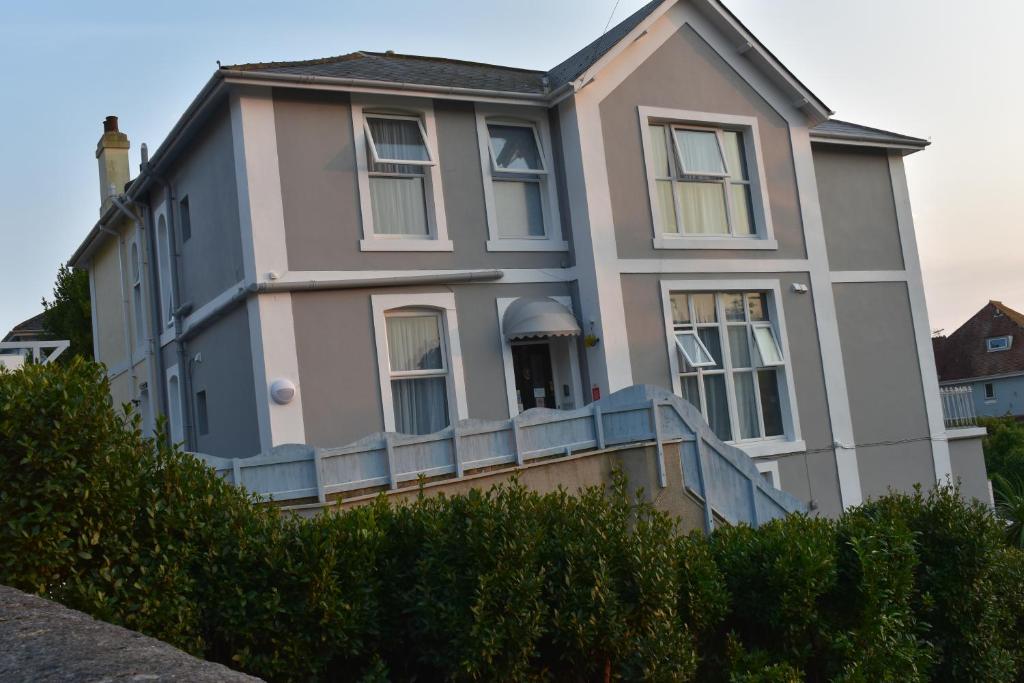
512 342 555 410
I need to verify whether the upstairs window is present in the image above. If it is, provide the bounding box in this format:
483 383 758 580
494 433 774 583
364 115 434 238
487 122 547 239
353 98 451 251
669 291 788 443
129 239 144 349
179 196 192 242
986 335 1012 352
650 124 753 237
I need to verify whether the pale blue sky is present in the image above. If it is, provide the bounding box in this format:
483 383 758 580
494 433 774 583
1 0 1020 336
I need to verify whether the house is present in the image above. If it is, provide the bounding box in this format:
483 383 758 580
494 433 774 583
0 313 70 370
69 0 988 516
934 300 1024 420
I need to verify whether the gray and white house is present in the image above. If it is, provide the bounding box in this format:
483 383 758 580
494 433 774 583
71 0 989 516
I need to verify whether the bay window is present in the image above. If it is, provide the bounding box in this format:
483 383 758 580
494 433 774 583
667 289 794 446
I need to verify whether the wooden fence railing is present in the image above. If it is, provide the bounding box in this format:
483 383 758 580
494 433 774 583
194 385 804 530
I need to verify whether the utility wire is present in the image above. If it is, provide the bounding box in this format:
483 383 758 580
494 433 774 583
602 0 623 35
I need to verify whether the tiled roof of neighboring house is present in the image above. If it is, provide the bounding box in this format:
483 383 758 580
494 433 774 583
2 312 46 343
225 51 549 95
810 119 929 148
933 301 1024 382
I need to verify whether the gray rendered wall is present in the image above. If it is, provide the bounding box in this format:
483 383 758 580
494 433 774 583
833 281 935 499
291 282 574 448
272 90 569 272
948 434 991 504
813 145 905 272
168 104 245 311
599 24 806 261
618 272 844 516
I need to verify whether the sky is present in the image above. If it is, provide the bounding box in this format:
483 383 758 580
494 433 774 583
0 0 1020 337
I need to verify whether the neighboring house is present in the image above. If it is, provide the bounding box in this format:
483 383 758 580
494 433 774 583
1 313 69 370
70 0 988 515
934 300 1024 420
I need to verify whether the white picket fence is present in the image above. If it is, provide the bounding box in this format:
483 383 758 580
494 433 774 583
195 385 804 530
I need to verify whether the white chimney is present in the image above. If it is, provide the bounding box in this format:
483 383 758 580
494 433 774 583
96 115 130 215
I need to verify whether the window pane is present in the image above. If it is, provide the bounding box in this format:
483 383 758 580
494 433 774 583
673 129 726 175
392 377 449 435
679 181 728 235
722 293 745 321
704 374 732 440
681 375 700 408
758 369 785 437
676 332 715 366
670 294 690 325
753 326 784 366
655 180 678 234
733 371 760 439
494 179 544 237
730 184 754 236
489 124 543 171
367 117 430 162
386 315 443 371
728 326 751 367
747 293 768 322
370 176 428 236
723 131 748 179
649 124 671 176
692 294 716 323
697 327 722 369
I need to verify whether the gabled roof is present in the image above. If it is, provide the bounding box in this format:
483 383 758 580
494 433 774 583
811 119 929 150
2 312 46 343
934 301 1024 382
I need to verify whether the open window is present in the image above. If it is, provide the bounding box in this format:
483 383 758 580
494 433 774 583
353 97 451 251
672 128 728 177
674 330 716 367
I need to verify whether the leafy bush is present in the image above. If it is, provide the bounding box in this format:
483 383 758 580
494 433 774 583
2 360 1024 682
980 415 1024 484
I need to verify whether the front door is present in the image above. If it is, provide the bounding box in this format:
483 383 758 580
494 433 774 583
512 342 555 411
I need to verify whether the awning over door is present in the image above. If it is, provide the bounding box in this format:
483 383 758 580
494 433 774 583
503 297 581 341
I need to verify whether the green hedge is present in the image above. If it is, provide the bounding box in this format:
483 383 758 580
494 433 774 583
2 359 1023 682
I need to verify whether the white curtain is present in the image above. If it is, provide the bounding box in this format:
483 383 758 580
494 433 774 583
392 378 449 434
494 179 544 237
703 374 731 441
370 176 428 236
679 181 728 235
368 117 429 163
733 371 759 439
674 129 725 174
386 315 442 371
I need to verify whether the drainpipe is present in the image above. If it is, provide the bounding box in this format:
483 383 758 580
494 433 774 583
149 173 197 452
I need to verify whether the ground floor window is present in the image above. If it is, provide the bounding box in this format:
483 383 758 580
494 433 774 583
669 290 788 443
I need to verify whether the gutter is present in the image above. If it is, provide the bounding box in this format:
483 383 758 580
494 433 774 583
180 269 504 341
809 131 929 151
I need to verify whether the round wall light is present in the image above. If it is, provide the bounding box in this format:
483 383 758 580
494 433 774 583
270 378 297 405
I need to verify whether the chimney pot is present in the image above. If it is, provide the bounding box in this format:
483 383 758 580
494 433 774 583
103 115 119 133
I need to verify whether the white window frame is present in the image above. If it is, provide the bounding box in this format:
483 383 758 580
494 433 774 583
659 279 804 458
364 113 435 166
128 235 145 354
165 364 184 445
371 292 468 432
155 211 174 332
984 382 996 402
496 296 584 417
639 106 776 251
986 335 1012 352
475 104 567 252
352 95 452 252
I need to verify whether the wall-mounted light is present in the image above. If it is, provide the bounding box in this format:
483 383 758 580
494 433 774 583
791 283 809 294
270 378 296 405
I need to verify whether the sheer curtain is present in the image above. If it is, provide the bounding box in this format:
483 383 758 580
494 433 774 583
367 117 429 236
679 182 728 235
386 314 449 435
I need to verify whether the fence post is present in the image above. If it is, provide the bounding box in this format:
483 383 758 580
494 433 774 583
231 458 241 488
695 437 715 533
511 419 524 466
313 448 326 504
650 399 667 488
452 427 464 478
593 404 605 450
747 473 759 528
384 434 398 490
